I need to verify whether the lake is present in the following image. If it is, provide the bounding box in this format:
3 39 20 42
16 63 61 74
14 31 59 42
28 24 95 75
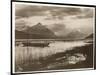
15 40 93 72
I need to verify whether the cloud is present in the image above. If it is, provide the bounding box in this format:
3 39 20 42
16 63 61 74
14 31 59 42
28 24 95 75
15 3 94 21
75 8 95 19
50 23 66 32
16 6 46 17
47 23 71 36
15 4 83 19
15 3 95 36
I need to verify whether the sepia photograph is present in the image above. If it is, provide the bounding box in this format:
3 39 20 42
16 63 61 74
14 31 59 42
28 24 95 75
12 1 96 74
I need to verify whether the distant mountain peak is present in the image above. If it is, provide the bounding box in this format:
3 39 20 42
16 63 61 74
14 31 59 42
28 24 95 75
16 22 56 39
15 24 28 31
36 22 42 26
65 29 86 40
85 33 93 39
31 22 47 29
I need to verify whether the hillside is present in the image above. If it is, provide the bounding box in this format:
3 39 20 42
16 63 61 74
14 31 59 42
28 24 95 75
15 23 56 39
65 30 86 40
15 30 28 39
85 34 93 39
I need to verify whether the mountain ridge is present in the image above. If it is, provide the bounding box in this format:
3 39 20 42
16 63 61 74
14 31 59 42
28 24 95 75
15 23 93 40
15 23 56 39
85 34 93 39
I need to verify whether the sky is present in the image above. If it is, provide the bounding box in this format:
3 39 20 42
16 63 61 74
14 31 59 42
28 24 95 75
15 2 95 36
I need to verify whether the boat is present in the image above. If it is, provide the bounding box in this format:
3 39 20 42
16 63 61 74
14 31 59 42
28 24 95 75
23 42 50 47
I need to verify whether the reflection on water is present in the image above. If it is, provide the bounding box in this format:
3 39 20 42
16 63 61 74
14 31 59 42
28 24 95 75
15 40 91 71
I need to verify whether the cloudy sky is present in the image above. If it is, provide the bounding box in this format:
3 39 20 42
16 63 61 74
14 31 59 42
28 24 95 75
15 2 95 36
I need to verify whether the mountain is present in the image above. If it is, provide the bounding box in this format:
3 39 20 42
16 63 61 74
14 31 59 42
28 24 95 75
65 30 87 40
15 24 28 31
15 30 28 39
15 23 56 39
24 23 56 39
85 34 93 39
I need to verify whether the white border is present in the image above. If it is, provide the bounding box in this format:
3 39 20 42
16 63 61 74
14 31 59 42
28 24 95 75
12 2 15 73
12 1 95 74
